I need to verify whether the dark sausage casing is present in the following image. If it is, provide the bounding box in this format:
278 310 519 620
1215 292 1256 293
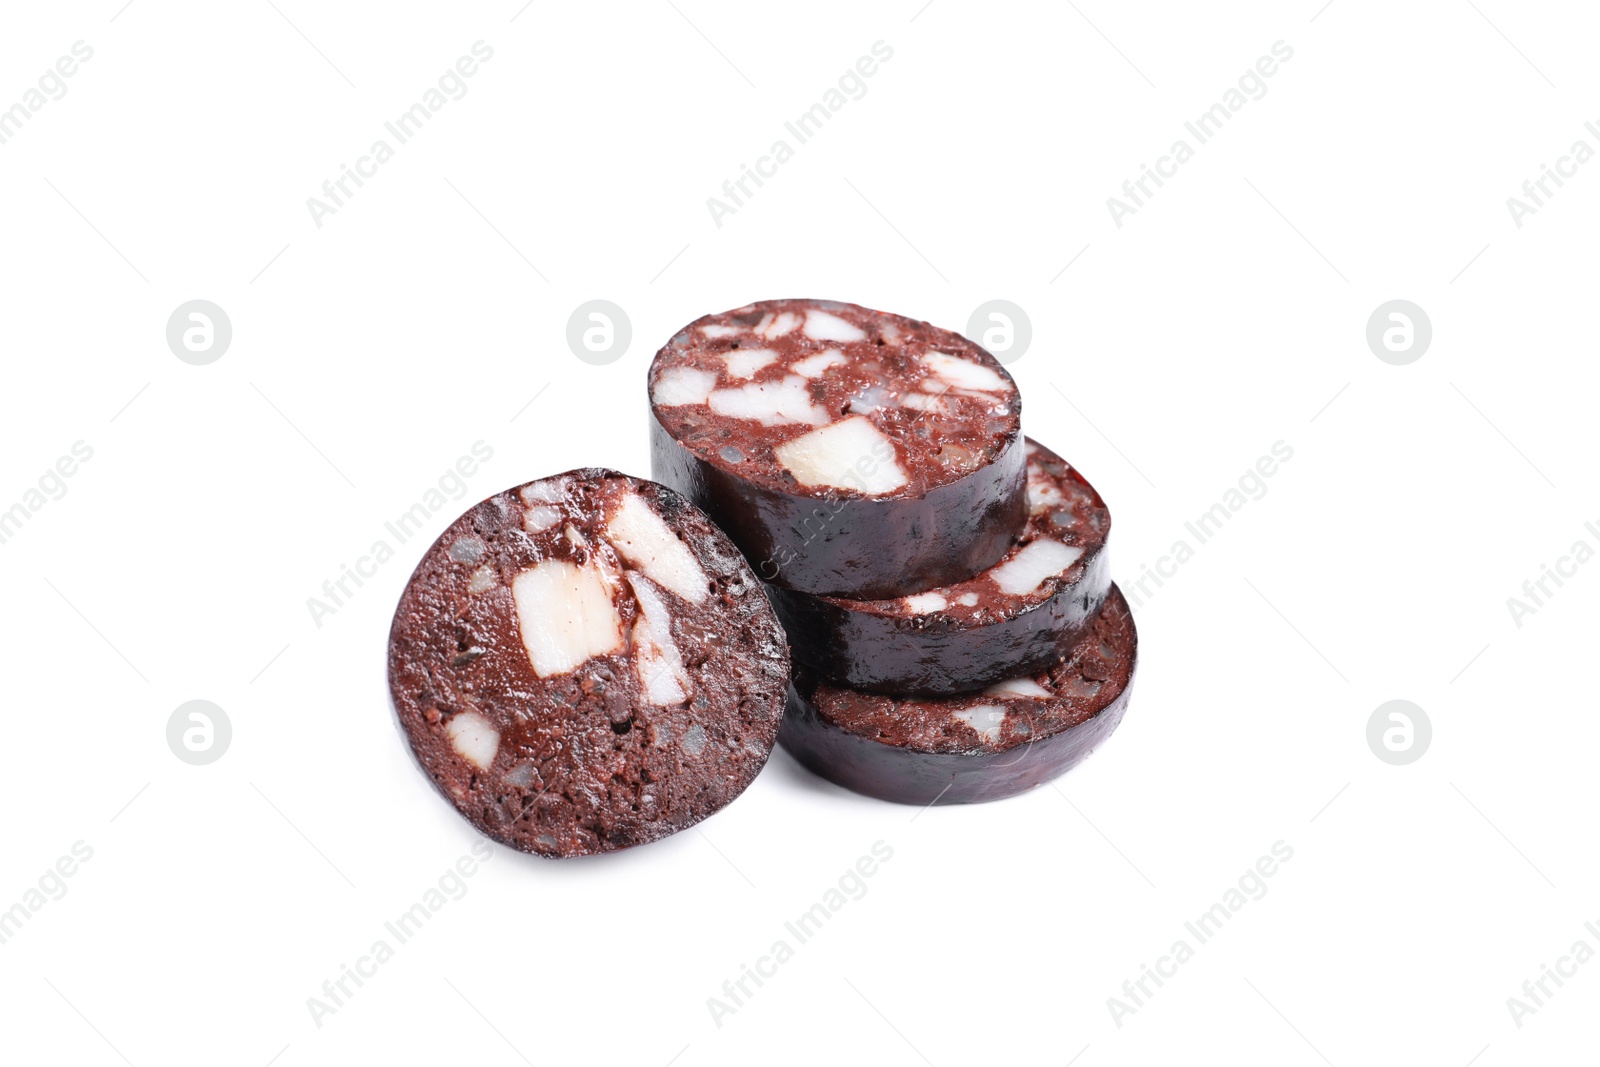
778 586 1136 805
765 439 1111 695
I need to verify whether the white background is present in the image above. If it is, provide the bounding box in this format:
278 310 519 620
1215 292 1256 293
1 1 1596 1064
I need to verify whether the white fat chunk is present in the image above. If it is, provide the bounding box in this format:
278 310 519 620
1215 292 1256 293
985 677 1051 699
512 559 624 677
722 348 779 379
468 565 497 594
708 375 828 427
937 442 981 473
791 348 848 379
627 573 691 706
1027 471 1066 514
635 638 686 706
803 309 866 342
898 391 948 413
903 592 948 614
521 479 569 505
1059 677 1103 699
957 591 980 607
700 324 742 338
924 351 1008 392
847 383 888 414
523 504 561 532
653 366 719 407
953 705 1006 742
604 491 709 605
990 540 1084 597
773 416 908 495
757 311 801 338
446 711 500 771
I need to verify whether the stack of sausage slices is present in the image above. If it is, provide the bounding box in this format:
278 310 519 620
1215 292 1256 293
387 298 1135 859
650 299 1136 807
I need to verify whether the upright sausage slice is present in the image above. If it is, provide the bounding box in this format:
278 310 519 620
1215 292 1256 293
649 299 1027 599
765 439 1111 694
387 470 789 858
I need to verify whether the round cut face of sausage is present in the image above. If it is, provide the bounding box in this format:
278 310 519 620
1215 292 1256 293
649 299 1020 499
387 470 790 858
765 439 1112 694
648 299 1028 598
778 587 1136 805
